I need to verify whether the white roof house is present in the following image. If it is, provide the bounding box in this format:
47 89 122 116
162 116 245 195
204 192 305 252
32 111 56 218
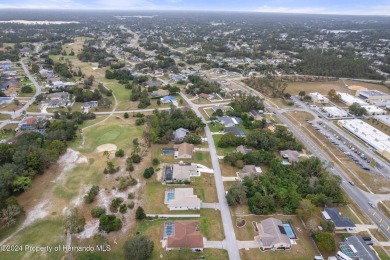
338 119 390 160
164 188 201 211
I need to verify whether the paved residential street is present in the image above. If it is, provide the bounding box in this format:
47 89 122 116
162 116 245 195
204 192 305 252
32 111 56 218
180 92 241 260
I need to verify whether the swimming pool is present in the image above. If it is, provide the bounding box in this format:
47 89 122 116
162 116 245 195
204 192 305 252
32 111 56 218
281 161 291 165
282 223 296 239
162 148 174 155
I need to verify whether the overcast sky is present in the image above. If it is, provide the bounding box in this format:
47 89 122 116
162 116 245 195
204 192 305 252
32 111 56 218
0 0 390 15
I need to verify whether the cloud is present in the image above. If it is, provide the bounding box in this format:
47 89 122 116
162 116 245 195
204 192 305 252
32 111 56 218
0 0 87 9
255 5 326 14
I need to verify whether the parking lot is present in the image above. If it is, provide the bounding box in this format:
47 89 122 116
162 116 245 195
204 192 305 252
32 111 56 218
307 120 374 173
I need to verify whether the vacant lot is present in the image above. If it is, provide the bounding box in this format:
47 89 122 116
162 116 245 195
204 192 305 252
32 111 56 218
286 79 390 96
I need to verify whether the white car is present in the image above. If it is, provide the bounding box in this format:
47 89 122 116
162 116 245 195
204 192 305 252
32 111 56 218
368 201 376 208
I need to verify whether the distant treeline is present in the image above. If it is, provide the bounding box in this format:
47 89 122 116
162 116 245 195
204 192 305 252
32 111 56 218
296 50 385 80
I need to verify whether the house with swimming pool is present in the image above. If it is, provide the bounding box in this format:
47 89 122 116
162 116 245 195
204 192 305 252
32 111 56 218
164 188 201 211
255 217 294 251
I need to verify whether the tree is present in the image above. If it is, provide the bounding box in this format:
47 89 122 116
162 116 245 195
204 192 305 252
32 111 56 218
315 232 336 252
303 95 312 102
320 220 335 232
0 204 22 227
135 206 146 220
349 102 367 116
298 91 306 98
124 112 129 119
21 86 33 93
143 167 155 179
98 98 112 108
65 208 85 234
296 199 315 221
226 182 247 206
184 133 202 145
115 149 125 158
328 89 338 100
99 214 122 233
124 235 154 260
31 64 39 74
12 176 32 193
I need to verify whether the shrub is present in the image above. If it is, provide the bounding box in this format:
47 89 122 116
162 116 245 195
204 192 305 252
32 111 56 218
124 112 129 118
152 158 160 166
128 192 135 199
130 154 142 163
21 85 33 93
115 149 125 158
110 197 124 212
135 206 146 220
119 204 127 213
128 202 135 209
99 214 122 233
91 207 106 218
84 185 100 204
143 167 155 179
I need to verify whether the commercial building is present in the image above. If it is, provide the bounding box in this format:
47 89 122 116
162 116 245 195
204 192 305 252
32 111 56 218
337 92 368 106
322 107 349 118
309 92 329 104
374 115 390 127
338 119 390 160
361 105 386 115
357 89 390 107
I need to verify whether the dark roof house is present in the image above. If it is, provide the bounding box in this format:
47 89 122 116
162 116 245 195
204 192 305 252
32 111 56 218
223 127 245 137
322 208 356 230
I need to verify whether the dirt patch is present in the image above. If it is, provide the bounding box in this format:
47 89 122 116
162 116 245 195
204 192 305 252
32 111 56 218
348 85 368 91
96 143 117 153
76 219 99 240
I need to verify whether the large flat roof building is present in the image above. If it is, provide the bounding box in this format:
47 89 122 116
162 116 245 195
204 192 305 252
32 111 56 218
374 115 390 127
361 105 386 115
322 107 349 118
338 119 390 160
357 89 390 102
309 92 329 104
337 92 368 106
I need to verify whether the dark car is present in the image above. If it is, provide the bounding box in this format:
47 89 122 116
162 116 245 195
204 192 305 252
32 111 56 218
362 236 372 241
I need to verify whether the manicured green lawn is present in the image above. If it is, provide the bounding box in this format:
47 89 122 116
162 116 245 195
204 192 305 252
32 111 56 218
83 120 143 152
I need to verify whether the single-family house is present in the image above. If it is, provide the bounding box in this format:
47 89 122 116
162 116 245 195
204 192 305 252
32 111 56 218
339 236 379 260
161 95 177 104
164 188 201 211
164 163 199 182
163 221 204 251
280 150 301 164
250 109 264 120
217 116 243 127
18 116 46 131
173 142 194 159
199 93 215 100
211 105 229 113
223 127 245 137
255 217 292 251
238 165 262 180
146 79 162 88
47 91 69 101
322 208 356 230
236 145 252 155
173 128 190 142
83 101 99 109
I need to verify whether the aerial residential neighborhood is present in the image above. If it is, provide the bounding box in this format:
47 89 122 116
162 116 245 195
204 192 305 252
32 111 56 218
1 4 390 260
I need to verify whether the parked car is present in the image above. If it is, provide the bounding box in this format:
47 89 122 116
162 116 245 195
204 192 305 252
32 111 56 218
368 201 376 208
349 181 355 186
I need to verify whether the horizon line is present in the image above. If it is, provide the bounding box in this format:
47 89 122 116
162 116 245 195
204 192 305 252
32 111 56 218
0 8 389 17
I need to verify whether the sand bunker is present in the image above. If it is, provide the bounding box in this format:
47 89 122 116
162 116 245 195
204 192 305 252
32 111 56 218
348 85 368 91
96 143 117 153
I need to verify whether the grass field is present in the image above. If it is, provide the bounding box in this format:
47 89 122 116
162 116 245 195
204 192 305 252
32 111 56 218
286 79 390 96
0 218 65 260
82 117 143 153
